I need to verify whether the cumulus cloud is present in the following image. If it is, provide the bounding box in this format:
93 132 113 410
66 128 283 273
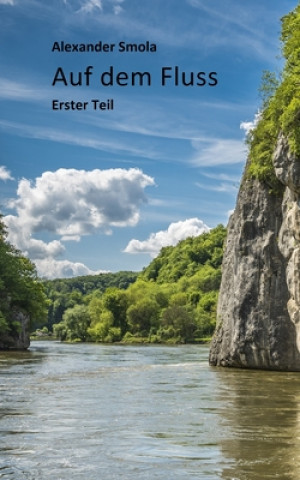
7 167 154 239
35 258 107 279
4 167 154 278
124 218 210 257
191 138 246 166
0 166 14 181
4 214 65 259
240 111 262 136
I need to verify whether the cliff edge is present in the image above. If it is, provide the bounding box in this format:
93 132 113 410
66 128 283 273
209 3 300 370
209 135 300 370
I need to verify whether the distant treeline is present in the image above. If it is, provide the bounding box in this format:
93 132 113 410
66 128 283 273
42 225 226 344
43 271 138 329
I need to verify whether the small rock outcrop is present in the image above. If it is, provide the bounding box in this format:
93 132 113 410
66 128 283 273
209 135 300 370
0 311 30 350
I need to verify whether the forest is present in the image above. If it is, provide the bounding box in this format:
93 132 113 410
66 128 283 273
38 224 226 344
0 209 226 345
0 217 47 347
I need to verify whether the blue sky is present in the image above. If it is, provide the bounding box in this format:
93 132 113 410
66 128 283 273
0 0 298 278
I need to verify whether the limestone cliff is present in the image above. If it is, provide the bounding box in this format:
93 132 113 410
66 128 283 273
209 135 300 370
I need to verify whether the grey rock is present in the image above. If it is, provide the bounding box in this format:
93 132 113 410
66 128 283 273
209 136 300 370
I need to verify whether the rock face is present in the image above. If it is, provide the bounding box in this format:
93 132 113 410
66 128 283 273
0 311 30 350
209 135 300 370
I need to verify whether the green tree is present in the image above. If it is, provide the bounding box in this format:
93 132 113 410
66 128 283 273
102 288 128 336
50 225 225 344
88 310 114 342
127 298 160 336
55 304 91 342
0 217 47 345
258 70 280 109
161 305 195 343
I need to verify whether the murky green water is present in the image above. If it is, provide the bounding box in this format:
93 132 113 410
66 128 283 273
0 341 300 479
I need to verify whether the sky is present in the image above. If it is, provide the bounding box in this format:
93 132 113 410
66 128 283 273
0 0 298 279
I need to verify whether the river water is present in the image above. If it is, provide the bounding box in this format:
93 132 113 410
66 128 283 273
0 341 300 480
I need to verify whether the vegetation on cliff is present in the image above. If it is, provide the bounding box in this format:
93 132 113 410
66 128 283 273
247 4 300 190
49 225 226 344
0 217 47 345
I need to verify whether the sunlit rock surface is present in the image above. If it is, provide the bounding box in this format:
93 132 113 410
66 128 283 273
209 135 300 370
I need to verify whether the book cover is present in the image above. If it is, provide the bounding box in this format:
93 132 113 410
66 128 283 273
0 2 299 480
0 0 294 279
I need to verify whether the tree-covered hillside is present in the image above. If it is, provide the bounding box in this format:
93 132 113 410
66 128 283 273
50 225 226 344
0 217 47 348
43 271 138 330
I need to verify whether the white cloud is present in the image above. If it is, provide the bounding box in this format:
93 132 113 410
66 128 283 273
191 138 246 166
240 111 262 136
4 167 154 277
0 0 14 4
201 172 242 183
0 78 46 101
77 0 102 13
4 214 65 259
69 0 124 15
0 166 14 181
35 258 107 279
113 5 122 14
6 166 154 239
195 181 238 194
187 0 260 37
185 0 277 61
0 119 160 159
124 218 210 257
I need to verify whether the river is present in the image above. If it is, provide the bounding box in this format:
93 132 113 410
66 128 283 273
0 341 300 479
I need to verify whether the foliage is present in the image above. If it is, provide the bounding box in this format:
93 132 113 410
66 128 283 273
247 4 300 192
53 304 91 342
52 225 226 344
258 70 280 110
43 271 138 331
141 225 226 283
0 217 47 342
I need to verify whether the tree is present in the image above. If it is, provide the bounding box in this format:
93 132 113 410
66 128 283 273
161 305 195 343
102 288 128 336
0 217 47 346
50 225 226 344
55 304 91 342
127 298 160 336
88 309 115 342
258 70 279 109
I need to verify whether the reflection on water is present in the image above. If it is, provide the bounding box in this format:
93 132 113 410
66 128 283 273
0 342 300 479
215 369 300 480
